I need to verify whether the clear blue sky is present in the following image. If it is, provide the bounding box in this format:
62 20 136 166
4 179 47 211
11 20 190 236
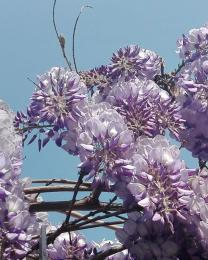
1 0 208 242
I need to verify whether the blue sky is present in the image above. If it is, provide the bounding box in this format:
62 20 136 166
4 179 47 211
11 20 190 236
1 0 208 242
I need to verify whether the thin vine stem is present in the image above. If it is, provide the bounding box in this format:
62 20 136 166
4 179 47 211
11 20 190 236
72 5 93 73
53 0 73 70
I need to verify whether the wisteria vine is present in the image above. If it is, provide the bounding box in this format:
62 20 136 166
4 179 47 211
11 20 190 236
1 2 208 260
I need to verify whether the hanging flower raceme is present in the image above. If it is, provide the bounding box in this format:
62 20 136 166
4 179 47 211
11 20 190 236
30 67 87 128
116 211 205 259
174 26 208 160
77 104 135 186
177 25 208 63
80 45 161 96
106 78 185 140
0 100 22 159
109 45 161 82
15 67 88 150
116 212 179 260
0 100 49 259
47 232 92 260
187 168 208 251
176 93 208 160
125 135 195 231
176 25 208 94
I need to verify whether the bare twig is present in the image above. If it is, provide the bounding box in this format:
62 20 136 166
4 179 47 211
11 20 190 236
71 195 119 226
64 171 87 223
172 60 185 76
73 206 138 229
72 5 93 72
27 77 42 90
27 205 139 256
199 158 208 169
53 0 72 70
32 178 91 186
71 211 122 231
74 221 124 231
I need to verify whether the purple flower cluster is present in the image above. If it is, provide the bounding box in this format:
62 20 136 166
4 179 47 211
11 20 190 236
47 232 91 259
110 45 161 81
81 45 161 90
115 136 208 258
177 25 208 62
77 103 135 186
80 65 110 90
175 25 208 160
106 79 185 139
187 168 208 250
176 94 208 160
47 233 135 260
31 67 87 128
127 136 193 227
0 100 49 259
92 240 135 259
116 211 206 259
15 67 87 152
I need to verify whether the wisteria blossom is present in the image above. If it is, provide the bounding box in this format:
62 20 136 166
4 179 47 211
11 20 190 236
15 67 88 151
175 25 208 160
92 240 135 259
109 45 161 81
81 45 161 90
106 78 185 139
0 100 49 259
116 211 206 259
80 65 111 90
47 232 92 259
177 25 208 62
30 67 87 128
126 135 194 229
187 168 208 250
177 93 208 160
77 105 135 186
0 100 22 158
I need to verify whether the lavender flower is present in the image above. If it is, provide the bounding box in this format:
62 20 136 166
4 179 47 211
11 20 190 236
15 68 88 151
126 135 194 230
106 78 185 139
109 45 161 81
174 26 208 159
0 100 49 259
176 93 208 160
174 25 208 98
47 232 91 260
30 67 87 129
0 100 22 158
116 212 179 259
187 168 208 254
77 104 135 186
116 211 205 259
92 240 135 260
177 25 208 62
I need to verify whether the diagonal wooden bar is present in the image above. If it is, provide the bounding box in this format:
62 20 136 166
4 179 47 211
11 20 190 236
24 184 93 194
29 199 122 213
